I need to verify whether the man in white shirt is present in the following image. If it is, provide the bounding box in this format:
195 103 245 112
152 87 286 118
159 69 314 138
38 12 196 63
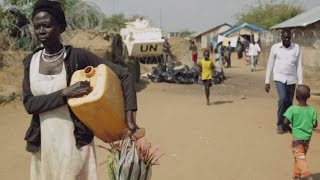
265 29 303 134
248 40 261 71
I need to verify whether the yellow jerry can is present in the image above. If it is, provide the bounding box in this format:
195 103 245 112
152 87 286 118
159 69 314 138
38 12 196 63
68 64 126 143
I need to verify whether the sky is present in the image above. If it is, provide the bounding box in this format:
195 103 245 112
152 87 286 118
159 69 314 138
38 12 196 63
1 0 320 32
84 0 320 32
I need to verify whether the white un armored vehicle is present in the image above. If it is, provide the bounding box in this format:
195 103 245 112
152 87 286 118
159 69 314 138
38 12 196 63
111 18 164 82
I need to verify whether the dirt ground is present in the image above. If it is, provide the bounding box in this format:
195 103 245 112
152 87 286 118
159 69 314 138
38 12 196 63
1 54 320 180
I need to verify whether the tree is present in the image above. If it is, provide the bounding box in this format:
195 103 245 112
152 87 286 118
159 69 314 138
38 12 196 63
236 0 304 29
1 1 149 31
102 14 127 31
2 0 80 19
0 5 10 30
102 14 156 31
126 14 146 22
179 29 195 38
1 0 105 30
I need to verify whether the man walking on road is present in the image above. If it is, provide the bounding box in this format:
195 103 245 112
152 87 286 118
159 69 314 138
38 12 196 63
249 40 261 72
225 41 232 68
265 29 303 134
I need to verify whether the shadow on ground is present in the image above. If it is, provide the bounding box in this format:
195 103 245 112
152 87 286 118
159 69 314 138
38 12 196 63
135 79 150 92
308 173 320 180
211 100 234 105
253 69 264 72
313 129 320 134
311 92 320 96
0 53 4 69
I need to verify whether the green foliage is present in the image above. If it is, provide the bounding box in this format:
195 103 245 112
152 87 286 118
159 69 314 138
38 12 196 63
1 0 148 31
236 0 304 29
126 14 146 22
3 0 34 6
102 14 148 31
0 6 11 30
3 0 35 20
0 92 21 104
179 29 195 38
2 0 80 23
102 14 127 31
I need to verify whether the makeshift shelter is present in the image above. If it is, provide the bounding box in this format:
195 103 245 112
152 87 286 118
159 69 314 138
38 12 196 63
213 22 267 47
221 22 266 37
217 35 238 48
192 23 232 49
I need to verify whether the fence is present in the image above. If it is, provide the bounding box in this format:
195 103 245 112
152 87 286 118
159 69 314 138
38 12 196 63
259 29 320 73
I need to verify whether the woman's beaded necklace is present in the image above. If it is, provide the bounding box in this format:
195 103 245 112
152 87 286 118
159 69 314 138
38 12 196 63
41 46 65 63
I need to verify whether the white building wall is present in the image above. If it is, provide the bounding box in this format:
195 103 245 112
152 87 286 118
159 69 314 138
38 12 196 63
199 25 232 49
201 35 208 49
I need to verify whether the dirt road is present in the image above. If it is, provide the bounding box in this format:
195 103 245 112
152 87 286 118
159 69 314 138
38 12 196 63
1 58 320 180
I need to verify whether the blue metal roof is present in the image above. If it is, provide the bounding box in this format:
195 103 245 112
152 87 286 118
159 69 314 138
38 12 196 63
220 22 267 37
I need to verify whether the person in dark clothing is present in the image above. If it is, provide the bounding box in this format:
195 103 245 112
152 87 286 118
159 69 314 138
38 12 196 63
163 37 171 63
236 39 243 59
22 0 143 179
209 42 214 55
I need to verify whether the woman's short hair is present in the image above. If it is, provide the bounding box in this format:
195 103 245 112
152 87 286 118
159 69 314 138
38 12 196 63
32 0 67 30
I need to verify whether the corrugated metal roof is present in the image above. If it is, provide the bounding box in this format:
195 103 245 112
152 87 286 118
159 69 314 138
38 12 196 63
271 6 320 29
221 22 267 36
193 23 232 38
189 32 202 38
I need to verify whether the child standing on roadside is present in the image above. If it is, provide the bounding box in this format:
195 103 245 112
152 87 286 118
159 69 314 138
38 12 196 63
189 40 198 65
284 85 318 180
